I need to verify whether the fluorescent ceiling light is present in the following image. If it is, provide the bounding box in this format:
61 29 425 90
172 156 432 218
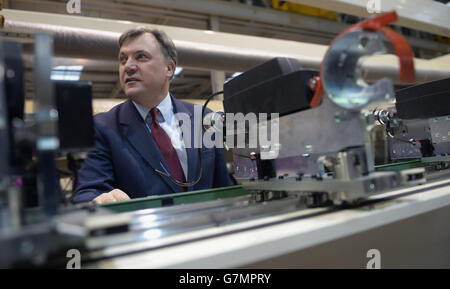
174 67 183 76
51 65 83 81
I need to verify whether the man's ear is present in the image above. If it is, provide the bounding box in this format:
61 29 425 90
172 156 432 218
167 60 175 79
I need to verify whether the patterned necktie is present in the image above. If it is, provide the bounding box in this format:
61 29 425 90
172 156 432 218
148 107 186 192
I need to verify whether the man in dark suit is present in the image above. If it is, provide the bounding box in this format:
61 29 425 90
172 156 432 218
72 28 230 204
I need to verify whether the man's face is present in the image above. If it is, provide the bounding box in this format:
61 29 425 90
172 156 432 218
118 33 174 103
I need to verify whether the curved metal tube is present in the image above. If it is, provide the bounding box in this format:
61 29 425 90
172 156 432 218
4 20 287 72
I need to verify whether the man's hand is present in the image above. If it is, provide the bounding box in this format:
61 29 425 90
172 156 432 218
93 189 131 204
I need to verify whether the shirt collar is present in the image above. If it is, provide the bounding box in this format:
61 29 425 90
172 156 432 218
132 92 173 123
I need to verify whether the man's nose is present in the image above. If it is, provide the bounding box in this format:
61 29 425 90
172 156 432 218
124 59 138 73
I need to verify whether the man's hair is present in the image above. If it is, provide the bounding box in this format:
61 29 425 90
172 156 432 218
118 27 178 69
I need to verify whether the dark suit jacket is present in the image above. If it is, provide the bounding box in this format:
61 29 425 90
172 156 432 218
72 96 230 203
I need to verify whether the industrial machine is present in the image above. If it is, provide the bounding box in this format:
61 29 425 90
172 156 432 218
0 11 449 268
227 11 448 206
375 77 450 163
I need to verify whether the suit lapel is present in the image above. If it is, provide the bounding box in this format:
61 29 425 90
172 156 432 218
118 99 179 194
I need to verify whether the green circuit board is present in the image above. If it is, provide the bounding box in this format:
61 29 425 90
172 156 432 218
374 159 425 171
100 185 250 213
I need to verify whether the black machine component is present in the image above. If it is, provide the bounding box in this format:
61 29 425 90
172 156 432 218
255 156 276 180
0 42 9 186
3 41 25 123
395 77 450 119
419 139 435 158
223 57 318 117
3 41 26 173
54 81 95 152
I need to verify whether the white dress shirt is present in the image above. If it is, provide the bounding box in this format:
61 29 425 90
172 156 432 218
132 93 188 179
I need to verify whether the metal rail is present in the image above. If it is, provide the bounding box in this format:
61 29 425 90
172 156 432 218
81 171 450 265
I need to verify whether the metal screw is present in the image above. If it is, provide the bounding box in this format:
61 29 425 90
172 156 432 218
49 108 59 120
335 113 341 123
20 240 34 257
359 36 369 48
6 69 15 79
261 145 270 152
309 78 317 90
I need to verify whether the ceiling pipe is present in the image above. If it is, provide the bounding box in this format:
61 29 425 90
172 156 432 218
3 19 291 72
1 18 449 84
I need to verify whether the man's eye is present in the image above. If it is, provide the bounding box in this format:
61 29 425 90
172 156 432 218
137 54 147 60
119 57 127 64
